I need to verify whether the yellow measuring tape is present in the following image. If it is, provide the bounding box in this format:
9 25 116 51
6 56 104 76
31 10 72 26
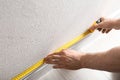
12 19 101 80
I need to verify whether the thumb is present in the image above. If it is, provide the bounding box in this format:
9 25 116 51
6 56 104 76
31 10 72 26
90 17 105 30
90 24 99 30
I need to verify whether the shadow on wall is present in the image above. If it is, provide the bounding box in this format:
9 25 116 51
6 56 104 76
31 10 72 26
112 73 120 80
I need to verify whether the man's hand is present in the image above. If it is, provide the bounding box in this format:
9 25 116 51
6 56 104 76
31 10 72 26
90 17 120 33
44 49 85 70
44 47 120 72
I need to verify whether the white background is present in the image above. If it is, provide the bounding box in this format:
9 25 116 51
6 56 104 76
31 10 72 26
0 0 120 80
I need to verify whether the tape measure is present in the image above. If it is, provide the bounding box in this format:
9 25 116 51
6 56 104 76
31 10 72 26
12 18 102 80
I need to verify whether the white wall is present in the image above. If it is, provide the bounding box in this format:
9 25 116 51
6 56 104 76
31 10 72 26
0 0 120 80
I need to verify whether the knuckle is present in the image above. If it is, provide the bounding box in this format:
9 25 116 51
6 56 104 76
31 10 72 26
61 50 66 55
61 49 66 52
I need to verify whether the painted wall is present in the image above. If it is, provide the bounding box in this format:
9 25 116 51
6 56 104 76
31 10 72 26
0 0 120 80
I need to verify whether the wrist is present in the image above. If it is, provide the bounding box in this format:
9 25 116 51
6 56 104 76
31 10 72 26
80 53 93 68
80 52 106 69
112 19 120 29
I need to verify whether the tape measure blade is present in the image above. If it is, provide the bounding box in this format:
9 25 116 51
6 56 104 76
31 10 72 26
12 59 44 80
54 29 92 52
12 20 99 80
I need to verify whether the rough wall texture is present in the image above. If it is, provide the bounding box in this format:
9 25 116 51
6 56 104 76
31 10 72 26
0 0 120 80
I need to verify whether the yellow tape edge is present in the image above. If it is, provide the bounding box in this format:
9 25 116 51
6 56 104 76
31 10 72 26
12 22 97 80
12 59 44 80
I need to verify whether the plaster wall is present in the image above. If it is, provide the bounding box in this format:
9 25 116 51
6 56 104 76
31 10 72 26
0 0 120 80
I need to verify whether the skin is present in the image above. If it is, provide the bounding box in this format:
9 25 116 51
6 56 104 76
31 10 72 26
44 17 120 72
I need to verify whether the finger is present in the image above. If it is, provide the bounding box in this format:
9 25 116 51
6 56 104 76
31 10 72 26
45 58 61 64
57 49 67 55
106 29 112 33
44 55 54 63
54 49 67 55
97 28 102 31
53 64 65 69
51 55 62 60
45 51 64 60
44 50 67 63
90 17 105 30
90 24 98 31
61 49 67 53
102 29 107 33
44 55 61 62
91 22 105 30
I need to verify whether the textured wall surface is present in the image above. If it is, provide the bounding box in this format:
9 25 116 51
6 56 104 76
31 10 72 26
0 0 120 80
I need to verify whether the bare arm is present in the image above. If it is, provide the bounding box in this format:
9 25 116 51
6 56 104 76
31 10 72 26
81 46 120 72
44 17 120 72
44 47 120 72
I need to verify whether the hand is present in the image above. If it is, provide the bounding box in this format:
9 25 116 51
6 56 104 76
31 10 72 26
90 17 120 33
44 49 86 70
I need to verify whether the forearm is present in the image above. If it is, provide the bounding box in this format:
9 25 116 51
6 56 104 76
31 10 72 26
81 46 120 72
113 19 120 30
